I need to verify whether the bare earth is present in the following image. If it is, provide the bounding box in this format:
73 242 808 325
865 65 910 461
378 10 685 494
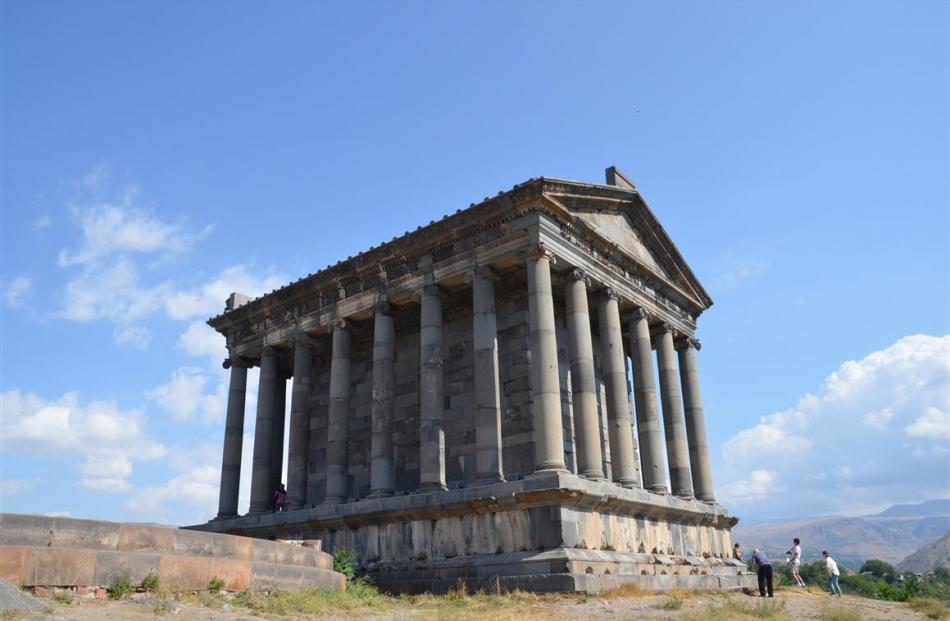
7 586 943 621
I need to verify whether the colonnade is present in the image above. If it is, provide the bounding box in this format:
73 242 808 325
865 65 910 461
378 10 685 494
215 247 715 519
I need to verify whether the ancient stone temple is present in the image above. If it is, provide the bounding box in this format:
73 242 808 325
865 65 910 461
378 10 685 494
189 167 751 593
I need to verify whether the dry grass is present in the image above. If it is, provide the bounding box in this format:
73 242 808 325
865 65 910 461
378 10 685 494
600 581 642 598
819 606 862 621
908 597 949 620
683 596 792 621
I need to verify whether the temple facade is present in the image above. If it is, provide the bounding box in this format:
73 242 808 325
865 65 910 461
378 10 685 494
190 168 751 593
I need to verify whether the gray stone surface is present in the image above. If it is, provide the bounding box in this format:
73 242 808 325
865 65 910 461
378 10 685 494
0 579 44 613
655 325 694 499
217 360 248 519
249 349 279 513
287 338 314 509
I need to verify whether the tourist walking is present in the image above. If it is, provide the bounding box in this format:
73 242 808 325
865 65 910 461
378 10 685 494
823 550 843 596
788 537 805 587
751 548 774 598
273 483 288 512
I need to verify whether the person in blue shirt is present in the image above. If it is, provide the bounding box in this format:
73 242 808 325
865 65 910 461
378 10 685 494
751 548 774 597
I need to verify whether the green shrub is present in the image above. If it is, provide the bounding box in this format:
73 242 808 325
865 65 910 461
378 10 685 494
208 576 225 594
109 576 132 600
53 590 74 605
332 547 357 581
141 572 160 593
860 560 896 581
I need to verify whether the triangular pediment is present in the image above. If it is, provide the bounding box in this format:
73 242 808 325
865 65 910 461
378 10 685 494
572 210 671 279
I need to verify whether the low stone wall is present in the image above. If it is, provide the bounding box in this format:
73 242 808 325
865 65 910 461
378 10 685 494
0 514 344 593
192 472 755 593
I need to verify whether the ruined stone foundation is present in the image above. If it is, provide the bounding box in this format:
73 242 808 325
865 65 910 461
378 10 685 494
192 473 753 593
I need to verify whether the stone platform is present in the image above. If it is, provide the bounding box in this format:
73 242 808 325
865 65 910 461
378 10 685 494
190 472 753 593
0 514 345 593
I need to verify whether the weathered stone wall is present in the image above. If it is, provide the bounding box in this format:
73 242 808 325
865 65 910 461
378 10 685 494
0 514 344 593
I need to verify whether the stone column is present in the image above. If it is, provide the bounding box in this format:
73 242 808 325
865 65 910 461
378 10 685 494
655 324 694 499
565 270 604 480
677 338 716 502
287 336 314 509
216 357 248 518
249 347 278 513
269 374 288 494
418 285 447 491
526 244 567 474
324 321 352 504
369 304 396 497
471 266 505 484
598 289 639 488
626 309 669 494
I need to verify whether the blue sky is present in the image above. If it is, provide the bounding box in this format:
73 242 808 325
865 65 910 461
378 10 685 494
2 1 947 525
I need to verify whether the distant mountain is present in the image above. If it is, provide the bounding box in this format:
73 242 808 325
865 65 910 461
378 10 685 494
897 532 950 574
733 507 950 568
874 499 950 519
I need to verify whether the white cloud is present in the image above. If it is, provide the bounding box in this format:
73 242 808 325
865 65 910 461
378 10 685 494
3 275 33 307
0 389 166 493
146 367 226 424
719 334 950 517
1 479 39 495
58 193 211 267
31 215 52 231
164 265 285 321
712 258 769 290
904 407 950 440
178 321 225 360
114 325 152 349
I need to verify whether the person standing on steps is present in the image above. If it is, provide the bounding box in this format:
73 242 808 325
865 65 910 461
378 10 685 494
823 550 843 596
788 537 806 588
751 548 774 598
273 483 288 512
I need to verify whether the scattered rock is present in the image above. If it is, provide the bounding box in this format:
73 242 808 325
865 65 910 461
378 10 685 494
0 579 46 613
222 603 234 611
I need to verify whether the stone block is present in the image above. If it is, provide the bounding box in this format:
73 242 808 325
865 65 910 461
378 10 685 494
0 547 31 585
158 555 211 591
92 550 161 585
23 548 97 587
117 524 175 553
210 533 253 561
209 558 251 591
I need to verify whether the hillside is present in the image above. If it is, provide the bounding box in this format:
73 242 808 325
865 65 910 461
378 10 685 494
897 531 950 574
733 500 950 567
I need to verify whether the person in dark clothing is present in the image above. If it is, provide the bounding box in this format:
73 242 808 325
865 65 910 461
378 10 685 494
273 483 287 512
751 548 774 597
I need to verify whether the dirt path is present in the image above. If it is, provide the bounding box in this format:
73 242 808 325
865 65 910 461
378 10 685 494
6 586 942 621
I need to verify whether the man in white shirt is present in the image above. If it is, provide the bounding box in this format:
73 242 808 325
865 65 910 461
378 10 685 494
823 550 843 596
788 538 805 587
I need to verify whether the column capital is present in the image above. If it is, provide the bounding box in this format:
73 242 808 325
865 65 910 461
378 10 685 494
333 318 351 332
222 356 252 370
569 268 590 285
375 296 393 315
261 345 278 358
675 336 701 352
521 243 557 264
293 332 319 349
624 307 650 322
598 287 623 303
654 322 675 335
466 265 499 283
417 284 444 301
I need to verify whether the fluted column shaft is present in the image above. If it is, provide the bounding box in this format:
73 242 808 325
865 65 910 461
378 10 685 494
217 359 248 518
677 339 715 502
287 339 314 509
655 326 694 499
526 246 567 473
419 286 447 491
627 310 669 493
269 376 288 494
370 308 396 497
324 322 352 503
565 271 604 480
598 291 639 487
472 267 505 483
249 349 279 513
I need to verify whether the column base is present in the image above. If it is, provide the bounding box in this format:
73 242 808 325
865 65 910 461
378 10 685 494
472 475 507 486
647 485 669 495
321 496 346 505
530 467 571 477
416 482 449 493
619 481 642 490
367 490 394 499
212 513 238 521
578 471 607 481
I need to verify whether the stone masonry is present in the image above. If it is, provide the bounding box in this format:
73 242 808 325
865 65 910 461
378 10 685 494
190 167 753 593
